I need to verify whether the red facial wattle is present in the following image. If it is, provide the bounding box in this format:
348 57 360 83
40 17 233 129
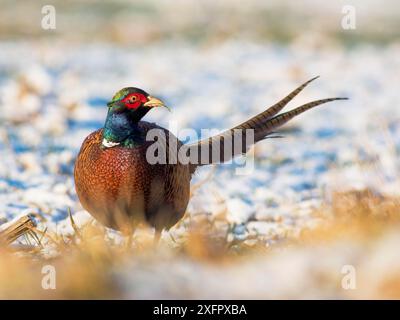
122 93 147 109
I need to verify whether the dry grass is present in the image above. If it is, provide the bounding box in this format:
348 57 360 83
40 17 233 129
0 214 38 246
1 188 400 299
301 190 400 243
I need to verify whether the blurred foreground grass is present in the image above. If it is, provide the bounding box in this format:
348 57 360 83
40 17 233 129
1 188 400 299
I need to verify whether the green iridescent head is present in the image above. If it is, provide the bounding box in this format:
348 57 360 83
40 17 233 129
107 87 166 111
102 87 166 147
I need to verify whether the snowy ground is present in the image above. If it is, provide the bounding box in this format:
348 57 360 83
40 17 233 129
0 40 399 245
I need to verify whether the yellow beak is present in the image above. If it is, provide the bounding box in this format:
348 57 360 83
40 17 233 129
143 96 166 108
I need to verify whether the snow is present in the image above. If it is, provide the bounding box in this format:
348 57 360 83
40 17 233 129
0 40 399 243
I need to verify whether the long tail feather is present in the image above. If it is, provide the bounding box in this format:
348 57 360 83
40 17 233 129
255 97 348 141
234 76 320 131
185 78 347 173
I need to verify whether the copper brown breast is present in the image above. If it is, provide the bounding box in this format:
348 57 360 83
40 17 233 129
74 122 191 233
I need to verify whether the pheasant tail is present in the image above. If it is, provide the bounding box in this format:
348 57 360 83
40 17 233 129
186 77 347 172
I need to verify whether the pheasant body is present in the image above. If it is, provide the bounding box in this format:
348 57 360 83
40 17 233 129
74 78 347 236
74 122 190 233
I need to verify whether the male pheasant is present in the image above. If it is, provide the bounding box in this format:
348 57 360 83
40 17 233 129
74 77 346 239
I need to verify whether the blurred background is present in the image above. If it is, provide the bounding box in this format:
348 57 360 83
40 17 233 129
1 0 400 299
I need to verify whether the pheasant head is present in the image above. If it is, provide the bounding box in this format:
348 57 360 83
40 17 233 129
103 87 166 147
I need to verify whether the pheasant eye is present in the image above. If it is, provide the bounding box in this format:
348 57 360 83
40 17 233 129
122 93 142 109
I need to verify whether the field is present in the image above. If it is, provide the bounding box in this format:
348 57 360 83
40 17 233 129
0 0 400 299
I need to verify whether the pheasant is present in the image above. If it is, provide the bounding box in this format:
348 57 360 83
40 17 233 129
74 77 346 239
